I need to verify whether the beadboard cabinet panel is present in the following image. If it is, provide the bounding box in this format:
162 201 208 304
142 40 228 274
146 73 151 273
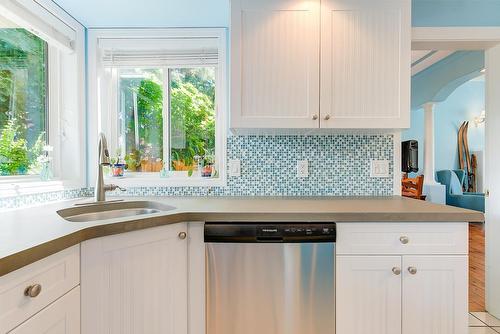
336 255 402 334
320 0 410 128
402 255 468 334
231 0 320 129
81 223 188 334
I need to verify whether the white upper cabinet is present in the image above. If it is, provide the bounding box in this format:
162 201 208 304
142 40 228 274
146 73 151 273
320 0 411 129
230 0 410 130
231 0 321 129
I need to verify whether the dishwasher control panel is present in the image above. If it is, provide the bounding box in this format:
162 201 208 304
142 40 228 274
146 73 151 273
205 223 336 243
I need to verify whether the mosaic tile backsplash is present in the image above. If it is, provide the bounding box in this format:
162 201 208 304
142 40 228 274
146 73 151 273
0 134 394 209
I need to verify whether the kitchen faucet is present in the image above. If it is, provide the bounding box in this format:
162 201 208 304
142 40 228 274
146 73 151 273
95 133 125 202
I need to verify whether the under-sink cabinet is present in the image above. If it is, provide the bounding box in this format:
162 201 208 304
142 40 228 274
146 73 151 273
336 223 468 334
0 245 80 334
80 222 205 334
230 0 411 130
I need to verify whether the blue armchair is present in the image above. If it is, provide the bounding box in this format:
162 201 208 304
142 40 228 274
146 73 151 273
436 170 485 212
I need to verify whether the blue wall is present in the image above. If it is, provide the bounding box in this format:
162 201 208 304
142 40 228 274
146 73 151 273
412 0 500 27
402 78 485 175
54 0 230 28
55 0 500 28
411 51 484 110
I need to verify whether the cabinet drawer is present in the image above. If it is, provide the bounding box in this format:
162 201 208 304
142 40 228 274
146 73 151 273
0 245 80 333
8 287 80 334
336 223 468 255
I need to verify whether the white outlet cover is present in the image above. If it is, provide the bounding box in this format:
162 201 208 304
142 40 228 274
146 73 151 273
370 160 390 178
228 159 241 177
297 160 309 178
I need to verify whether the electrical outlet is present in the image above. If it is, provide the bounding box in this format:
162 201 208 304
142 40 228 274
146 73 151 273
297 160 309 178
370 160 390 178
228 159 241 177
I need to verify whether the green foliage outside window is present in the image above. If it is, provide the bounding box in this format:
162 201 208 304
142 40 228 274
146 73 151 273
120 67 216 173
0 28 48 176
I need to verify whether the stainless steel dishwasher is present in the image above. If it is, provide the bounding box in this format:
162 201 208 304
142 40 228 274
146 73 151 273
205 223 336 334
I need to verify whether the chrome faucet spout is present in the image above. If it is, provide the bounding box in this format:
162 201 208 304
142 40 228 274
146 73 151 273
95 133 121 202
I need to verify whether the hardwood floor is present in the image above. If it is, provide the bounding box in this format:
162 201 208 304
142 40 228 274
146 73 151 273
469 223 485 312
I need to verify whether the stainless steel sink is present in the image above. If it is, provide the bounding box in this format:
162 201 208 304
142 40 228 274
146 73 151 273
57 201 175 222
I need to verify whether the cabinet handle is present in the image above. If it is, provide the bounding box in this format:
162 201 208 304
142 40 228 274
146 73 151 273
24 284 42 298
324 114 331 120
408 267 417 275
312 115 318 120
399 236 409 244
392 267 401 275
178 232 187 240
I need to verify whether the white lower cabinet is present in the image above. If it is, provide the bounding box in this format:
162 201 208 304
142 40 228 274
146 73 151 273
8 287 80 334
336 222 468 334
337 255 468 334
336 256 402 334
81 223 190 334
402 256 468 334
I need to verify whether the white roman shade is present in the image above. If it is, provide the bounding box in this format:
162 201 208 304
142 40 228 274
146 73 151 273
0 0 76 52
99 37 220 67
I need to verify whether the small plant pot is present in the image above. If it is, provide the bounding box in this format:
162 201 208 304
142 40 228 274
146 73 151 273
202 164 214 178
111 164 126 177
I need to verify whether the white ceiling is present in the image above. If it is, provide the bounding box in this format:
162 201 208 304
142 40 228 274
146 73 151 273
411 50 454 76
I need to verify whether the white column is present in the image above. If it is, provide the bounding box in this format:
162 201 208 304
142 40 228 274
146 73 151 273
423 102 439 185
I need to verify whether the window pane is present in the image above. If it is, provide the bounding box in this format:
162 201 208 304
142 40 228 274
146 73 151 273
118 68 163 172
170 67 216 175
0 18 48 176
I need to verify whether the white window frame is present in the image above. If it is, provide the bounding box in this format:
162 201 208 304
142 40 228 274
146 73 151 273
0 0 86 197
88 28 228 187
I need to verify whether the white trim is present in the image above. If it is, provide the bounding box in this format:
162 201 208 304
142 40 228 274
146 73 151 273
0 0 75 52
0 178 82 197
393 131 401 196
485 44 500 319
104 174 226 188
412 27 500 50
411 50 453 76
87 28 228 188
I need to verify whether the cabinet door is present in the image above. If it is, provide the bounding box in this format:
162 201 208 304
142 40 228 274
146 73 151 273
81 223 188 334
231 0 320 129
9 287 80 334
320 0 411 128
336 256 402 334
402 256 468 334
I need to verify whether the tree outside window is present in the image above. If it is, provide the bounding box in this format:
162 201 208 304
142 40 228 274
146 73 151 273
0 26 47 176
117 67 216 175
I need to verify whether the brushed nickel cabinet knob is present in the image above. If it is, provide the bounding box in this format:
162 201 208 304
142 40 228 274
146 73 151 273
400 236 409 244
392 267 401 275
178 232 187 240
324 114 331 120
24 284 42 298
408 267 417 275
312 114 318 120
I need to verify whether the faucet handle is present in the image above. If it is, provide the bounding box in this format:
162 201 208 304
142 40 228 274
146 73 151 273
116 185 127 192
104 184 127 192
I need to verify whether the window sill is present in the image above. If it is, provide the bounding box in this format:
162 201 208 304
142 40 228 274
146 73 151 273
0 177 82 198
103 173 226 188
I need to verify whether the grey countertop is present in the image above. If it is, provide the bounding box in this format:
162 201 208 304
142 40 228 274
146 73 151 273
0 196 484 276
